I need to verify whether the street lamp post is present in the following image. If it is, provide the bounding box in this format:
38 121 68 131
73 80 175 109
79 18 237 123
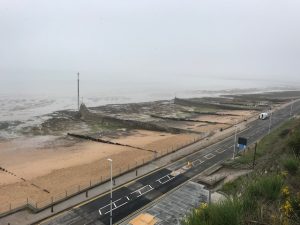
290 102 294 117
268 111 272 134
107 158 113 225
233 123 238 160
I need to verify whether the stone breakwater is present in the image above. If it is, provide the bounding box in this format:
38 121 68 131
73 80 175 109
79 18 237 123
79 104 194 134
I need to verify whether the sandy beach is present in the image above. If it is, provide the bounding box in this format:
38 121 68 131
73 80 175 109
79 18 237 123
0 130 197 208
0 93 278 212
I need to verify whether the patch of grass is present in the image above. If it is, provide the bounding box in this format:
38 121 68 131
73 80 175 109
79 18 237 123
287 129 300 158
282 157 299 175
235 152 254 164
246 174 284 201
221 177 243 195
182 199 243 225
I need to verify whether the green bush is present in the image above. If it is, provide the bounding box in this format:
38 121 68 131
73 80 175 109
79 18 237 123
221 177 243 195
182 199 243 225
283 157 299 174
246 175 284 201
287 130 300 157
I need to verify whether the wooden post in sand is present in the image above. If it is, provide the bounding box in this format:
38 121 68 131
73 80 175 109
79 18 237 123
51 197 54 213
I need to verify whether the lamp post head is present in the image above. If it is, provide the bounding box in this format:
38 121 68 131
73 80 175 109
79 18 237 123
107 158 112 162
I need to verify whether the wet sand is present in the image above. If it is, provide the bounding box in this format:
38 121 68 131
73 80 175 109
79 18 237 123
0 108 257 211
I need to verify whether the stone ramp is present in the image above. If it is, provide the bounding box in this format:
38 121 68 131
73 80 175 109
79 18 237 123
123 181 210 225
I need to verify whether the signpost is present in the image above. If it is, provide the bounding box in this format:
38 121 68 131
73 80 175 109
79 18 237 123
237 137 248 153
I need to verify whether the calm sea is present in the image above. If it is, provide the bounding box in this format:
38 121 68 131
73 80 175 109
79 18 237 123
0 77 295 138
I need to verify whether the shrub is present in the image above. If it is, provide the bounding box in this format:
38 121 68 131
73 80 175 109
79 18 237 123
282 157 299 175
182 198 243 225
279 128 290 138
221 178 243 195
287 130 300 158
246 175 284 201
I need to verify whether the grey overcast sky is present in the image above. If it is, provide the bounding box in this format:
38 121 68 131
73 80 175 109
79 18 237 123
1 0 300 85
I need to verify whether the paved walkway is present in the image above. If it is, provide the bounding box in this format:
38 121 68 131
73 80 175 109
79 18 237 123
124 181 209 225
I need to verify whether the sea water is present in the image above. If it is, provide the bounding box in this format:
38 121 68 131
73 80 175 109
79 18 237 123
0 76 295 139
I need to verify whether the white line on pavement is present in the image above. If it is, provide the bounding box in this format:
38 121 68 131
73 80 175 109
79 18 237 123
204 153 215 159
192 159 204 166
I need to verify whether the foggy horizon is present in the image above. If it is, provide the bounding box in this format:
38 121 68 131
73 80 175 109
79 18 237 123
1 0 300 92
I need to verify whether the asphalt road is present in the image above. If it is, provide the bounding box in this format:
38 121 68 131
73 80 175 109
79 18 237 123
40 100 300 225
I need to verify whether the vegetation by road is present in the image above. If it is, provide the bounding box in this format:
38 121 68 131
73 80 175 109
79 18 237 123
182 117 300 225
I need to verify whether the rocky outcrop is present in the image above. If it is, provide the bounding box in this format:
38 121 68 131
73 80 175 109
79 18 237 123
79 104 187 134
174 97 259 110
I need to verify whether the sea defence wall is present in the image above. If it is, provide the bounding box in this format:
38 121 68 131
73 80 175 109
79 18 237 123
79 104 189 134
174 97 260 110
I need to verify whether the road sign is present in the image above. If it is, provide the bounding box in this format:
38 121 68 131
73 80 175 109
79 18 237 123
238 137 247 146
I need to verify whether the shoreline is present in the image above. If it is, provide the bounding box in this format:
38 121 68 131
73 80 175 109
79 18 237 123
1 90 300 212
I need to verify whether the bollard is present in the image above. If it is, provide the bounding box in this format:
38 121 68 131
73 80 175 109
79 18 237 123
86 191 88 198
113 179 116 186
136 170 138 176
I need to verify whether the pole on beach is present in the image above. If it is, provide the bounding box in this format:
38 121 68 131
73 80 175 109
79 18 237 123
77 72 80 111
107 158 113 225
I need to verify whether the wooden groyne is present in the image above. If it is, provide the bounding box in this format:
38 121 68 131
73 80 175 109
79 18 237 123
150 115 231 125
67 133 157 153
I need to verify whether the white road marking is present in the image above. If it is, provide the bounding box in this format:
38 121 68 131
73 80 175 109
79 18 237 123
114 197 128 208
215 148 226 153
130 184 154 197
156 174 175 184
99 172 176 216
204 153 215 159
192 159 204 166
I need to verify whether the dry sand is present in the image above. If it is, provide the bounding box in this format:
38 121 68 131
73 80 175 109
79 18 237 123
0 131 196 209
